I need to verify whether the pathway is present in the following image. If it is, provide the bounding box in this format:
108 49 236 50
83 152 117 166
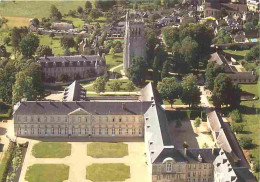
19 141 149 182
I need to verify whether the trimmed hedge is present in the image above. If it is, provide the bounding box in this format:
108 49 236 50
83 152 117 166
166 109 206 121
0 142 15 182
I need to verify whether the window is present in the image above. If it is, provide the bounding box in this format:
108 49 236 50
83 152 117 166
112 128 115 135
99 127 102 135
204 164 207 169
38 117 40 122
38 128 41 134
139 117 142 122
199 163 202 169
65 117 67 122
31 117 33 122
85 117 88 122
92 128 95 135
126 128 128 134
78 117 81 122
132 117 135 122
18 127 21 135
105 128 108 135
139 128 142 135
119 118 122 122
112 118 115 122
157 175 160 180
188 164 191 169
126 117 128 122
99 117 101 122
45 127 47 134
193 164 196 169
51 127 54 134
119 128 122 135
31 127 34 134
85 128 88 134
57 117 60 122
178 165 181 172
198 171 201 177
72 127 75 134
65 127 67 134
166 163 172 172
188 172 191 177
132 128 135 135
193 172 196 177
58 127 61 134
166 175 170 179
209 164 212 169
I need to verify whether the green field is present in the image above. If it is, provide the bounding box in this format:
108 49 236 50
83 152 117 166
0 1 85 18
86 163 130 181
223 49 250 61
106 52 123 70
25 164 69 182
87 142 128 158
240 84 259 96
62 16 84 29
32 142 71 158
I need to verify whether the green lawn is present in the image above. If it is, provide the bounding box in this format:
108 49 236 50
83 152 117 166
240 84 259 96
113 64 123 74
87 142 128 158
105 53 123 70
85 79 141 92
0 1 86 18
38 34 77 56
62 16 84 29
86 163 130 181
32 142 71 158
25 164 69 182
223 49 250 61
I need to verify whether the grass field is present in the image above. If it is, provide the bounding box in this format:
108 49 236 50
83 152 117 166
223 49 250 61
1 16 30 28
86 163 130 181
62 16 84 29
0 1 85 18
32 142 71 158
106 53 123 70
87 142 128 158
38 34 77 56
25 164 69 182
240 84 258 96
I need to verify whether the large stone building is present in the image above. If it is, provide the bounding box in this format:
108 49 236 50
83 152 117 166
13 82 255 181
38 55 106 82
123 12 147 72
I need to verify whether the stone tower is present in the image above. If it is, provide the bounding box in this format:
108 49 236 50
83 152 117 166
123 11 146 72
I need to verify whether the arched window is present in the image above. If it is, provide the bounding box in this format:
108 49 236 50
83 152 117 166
166 162 172 172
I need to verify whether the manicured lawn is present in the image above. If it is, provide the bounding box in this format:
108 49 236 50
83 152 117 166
85 79 141 92
113 64 123 74
87 142 128 158
32 142 71 158
25 164 69 182
0 1 86 18
223 49 250 61
240 83 259 96
105 52 123 70
86 163 130 181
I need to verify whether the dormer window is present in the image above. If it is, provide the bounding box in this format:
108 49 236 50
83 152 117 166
166 162 172 172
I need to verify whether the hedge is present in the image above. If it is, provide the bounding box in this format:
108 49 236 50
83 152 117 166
0 108 12 121
0 142 15 182
166 109 206 120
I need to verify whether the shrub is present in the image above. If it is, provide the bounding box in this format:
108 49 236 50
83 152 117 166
194 117 201 128
238 136 253 149
230 123 244 133
230 109 242 123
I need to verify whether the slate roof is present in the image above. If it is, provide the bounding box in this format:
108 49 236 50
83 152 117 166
208 52 233 73
13 101 152 115
39 55 104 63
63 81 86 102
153 148 220 163
227 72 258 82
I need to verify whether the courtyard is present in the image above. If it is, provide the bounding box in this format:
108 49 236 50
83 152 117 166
168 118 215 149
19 140 149 182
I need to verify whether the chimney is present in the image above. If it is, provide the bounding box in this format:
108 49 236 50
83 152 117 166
198 154 202 162
122 103 126 110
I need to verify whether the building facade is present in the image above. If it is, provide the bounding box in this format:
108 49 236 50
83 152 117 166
38 55 106 82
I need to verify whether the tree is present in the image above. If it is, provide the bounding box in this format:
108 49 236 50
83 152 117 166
205 62 224 90
110 81 121 92
158 77 182 108
89 9 100 20
128 56 148 86
60 36 75 49
145 28 159 63
93 76 106 93
11 27 21 54
85 1 92 10
58 73 69 82
194 117 201 128
31 18 40 27
125 81 135 92
238 136 253 149
230 123 244 133
77 6 83 14
213 28 232 44
245 45 259 62
212 74 241 109
19 33 39 57
36 45 53 57
50 5 62 20
3 36 11 45
161 27 179 47
161 61 169 80
180 74 201 107
153 56 160 70
109 47 115 58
